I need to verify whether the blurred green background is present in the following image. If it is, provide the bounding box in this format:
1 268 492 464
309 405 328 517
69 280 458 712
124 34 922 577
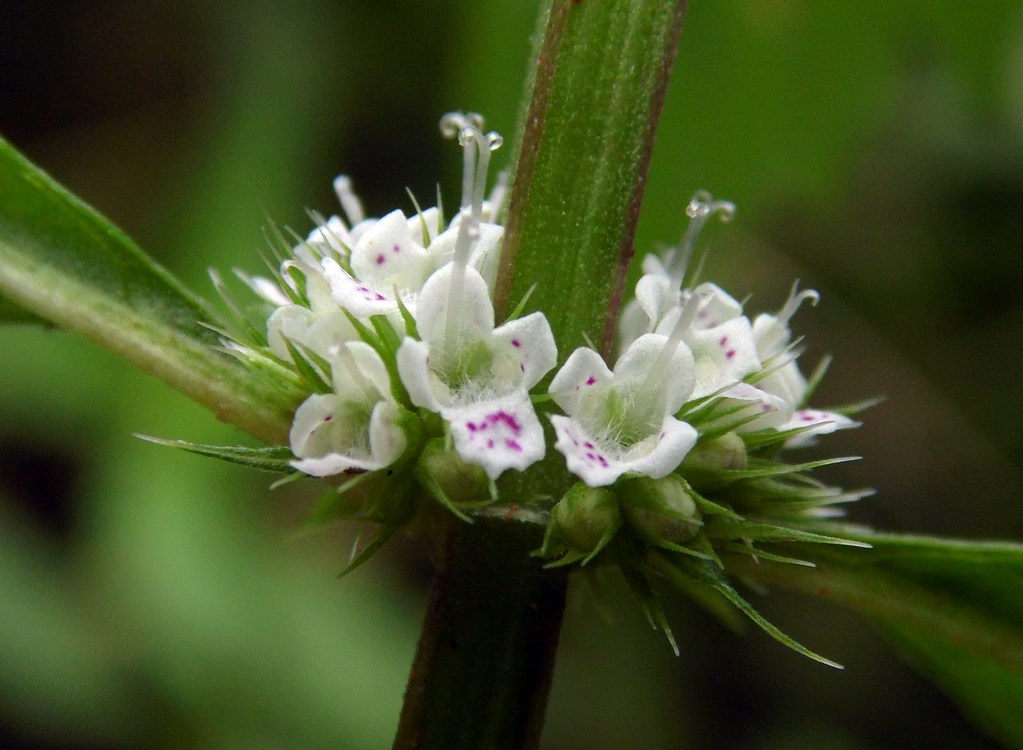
2 1 1022 748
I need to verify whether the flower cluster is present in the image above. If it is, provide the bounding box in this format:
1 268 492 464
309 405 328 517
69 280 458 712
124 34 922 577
215 112 868 658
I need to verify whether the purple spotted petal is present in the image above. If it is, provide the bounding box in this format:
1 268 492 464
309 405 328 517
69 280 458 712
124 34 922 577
446 394 545 480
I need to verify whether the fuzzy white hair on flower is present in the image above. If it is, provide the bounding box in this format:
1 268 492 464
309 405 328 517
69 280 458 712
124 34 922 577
549 295 705 487
395 120 555 480
290 341 409 477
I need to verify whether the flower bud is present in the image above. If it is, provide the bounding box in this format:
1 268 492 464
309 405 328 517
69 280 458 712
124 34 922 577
619 474 702 545
679 431 747 490
415 438 491 509
543 483 621 561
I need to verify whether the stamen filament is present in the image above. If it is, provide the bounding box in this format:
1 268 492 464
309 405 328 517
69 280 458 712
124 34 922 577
777 282 820 327
641 291 709 400
667 192 736 291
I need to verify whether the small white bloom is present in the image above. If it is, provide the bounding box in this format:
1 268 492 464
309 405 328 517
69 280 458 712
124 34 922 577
549 300 702 487
290 341 408 476
396 261 556 480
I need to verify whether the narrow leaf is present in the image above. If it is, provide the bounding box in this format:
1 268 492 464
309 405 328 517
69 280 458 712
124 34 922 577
0 137 295 443
725 530 1023 746
136 435 294 472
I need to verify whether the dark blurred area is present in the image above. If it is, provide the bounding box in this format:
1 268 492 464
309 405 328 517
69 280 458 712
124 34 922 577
1 1 1021 748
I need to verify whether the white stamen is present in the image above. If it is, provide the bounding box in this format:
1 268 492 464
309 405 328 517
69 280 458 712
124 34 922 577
641 290 710 400
776 282 820 327
666 191 736 291
439 113 503 354
332 175 365 225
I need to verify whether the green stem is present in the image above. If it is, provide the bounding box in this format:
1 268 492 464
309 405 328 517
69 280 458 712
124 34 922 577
392 516 567 750
498 0 688 356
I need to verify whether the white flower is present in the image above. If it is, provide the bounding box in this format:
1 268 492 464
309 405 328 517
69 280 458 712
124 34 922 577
321 208 437 318
549 303 701 487
396 259 556 480
290 341 409 476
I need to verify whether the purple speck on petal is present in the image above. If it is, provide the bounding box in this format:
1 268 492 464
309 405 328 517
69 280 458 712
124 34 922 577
719 335 729 347
486 410 522 435
467 422 477 432
511 339 521 348
597 455 609 467
375 254 386 265
487 439 495 448
583 441 594 449
726 349 736 360
505 439 523 452
392 244 401 253
520 363 525 372
323 415 333 422
586 376 596 385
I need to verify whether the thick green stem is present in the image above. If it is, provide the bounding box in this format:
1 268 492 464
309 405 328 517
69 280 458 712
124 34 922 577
498 0 688 356
392 515 566 750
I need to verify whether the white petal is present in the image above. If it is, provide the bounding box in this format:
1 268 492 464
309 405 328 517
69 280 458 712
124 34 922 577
322 257 396 318
687 316 761 398
367 400 408 466
616 298 648 352
491 312 557 390
782 409 857 447
689 282 743 329
305 215 352 258
330 340 391 398
414 264 495 345
267 305 314 361
752 312 789 360
548 347 613 415
291 453 371 477
551 414 697 488
614 333 696 415
407 207 442 246
350 209 431 294
551 415 623 487
396 337 446 411
717 382 793 432
640 253 669 276
622 416 698 479
634 273 675 332
445 393 546 480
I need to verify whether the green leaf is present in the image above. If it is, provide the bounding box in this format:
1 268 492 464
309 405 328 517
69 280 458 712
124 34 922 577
725 530 1023 747
497 0 687 356
0 137 295 444
135 435 294 473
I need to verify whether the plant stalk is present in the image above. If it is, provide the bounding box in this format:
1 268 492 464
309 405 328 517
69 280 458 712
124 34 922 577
392 516 567 750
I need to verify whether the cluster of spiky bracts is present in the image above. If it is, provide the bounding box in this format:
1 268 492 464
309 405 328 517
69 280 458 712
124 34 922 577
222 113 869 660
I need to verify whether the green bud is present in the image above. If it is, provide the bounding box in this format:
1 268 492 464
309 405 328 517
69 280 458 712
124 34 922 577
415 438 491 513
679 432 747 491
619 474 702 546
543 483 621 562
